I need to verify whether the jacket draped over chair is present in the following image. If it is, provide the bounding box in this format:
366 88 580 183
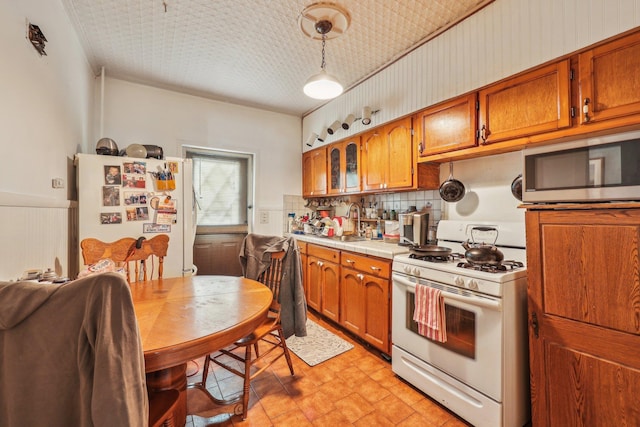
0 273 148 427
239 234 307 338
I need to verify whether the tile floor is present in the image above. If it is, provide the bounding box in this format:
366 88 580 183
185 312 472 427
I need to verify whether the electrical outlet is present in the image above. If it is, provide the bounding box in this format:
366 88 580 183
52 178 65 188
259 210 269 224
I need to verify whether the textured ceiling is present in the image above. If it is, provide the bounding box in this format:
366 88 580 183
61 0 492 116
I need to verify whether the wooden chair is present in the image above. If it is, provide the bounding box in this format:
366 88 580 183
80 234 169 283
201 250 295 420
148 389 180 427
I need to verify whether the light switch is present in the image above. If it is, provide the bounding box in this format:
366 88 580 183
259 210 269 224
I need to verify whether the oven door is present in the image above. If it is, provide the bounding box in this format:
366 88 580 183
392 272 503 401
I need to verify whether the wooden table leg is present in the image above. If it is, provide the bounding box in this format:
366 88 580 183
146 364 188 427
186 382 244 419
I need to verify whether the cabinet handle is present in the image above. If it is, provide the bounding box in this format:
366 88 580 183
346 259 355 264
357 273 364 281
370 266 381 272
583 98 591 122
318 261 323 267
530 312 539 339
418 142 424 154
480 125 487 143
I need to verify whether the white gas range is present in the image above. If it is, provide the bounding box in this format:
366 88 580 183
391 220 530 427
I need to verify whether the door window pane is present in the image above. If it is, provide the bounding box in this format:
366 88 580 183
187 149 252 228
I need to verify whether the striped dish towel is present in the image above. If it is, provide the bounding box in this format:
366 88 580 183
413 284 447 342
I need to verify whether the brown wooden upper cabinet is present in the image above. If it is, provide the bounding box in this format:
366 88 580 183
415 93 478 157
579 30 640 126
302 147 327 197
478 59 572 145
361 116 414 192
328 138 361 195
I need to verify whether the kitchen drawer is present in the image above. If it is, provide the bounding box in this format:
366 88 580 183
341 251 390 279
307 244 340 263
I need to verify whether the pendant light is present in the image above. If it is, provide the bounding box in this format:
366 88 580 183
299 3 350 100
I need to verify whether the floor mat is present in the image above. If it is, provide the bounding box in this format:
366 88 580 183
285 319 354 366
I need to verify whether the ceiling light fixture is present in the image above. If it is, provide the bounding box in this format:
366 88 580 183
299 3 350 100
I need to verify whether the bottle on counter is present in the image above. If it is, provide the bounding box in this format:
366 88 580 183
390 209 397 220
382 210 388 220
287 213 296 233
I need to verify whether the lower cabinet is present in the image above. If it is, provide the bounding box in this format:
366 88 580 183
306 245 340 322
304 243 391 354
526 206 640 426
341 259 390 353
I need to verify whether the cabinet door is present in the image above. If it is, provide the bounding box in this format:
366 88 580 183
526 208 640 426
327 144 342 195
343 139 361 193
306 255 322 311
321 261 340 322
340 267 365 335
415 93 478 157
361 129 387 191
310 148 327 196
386 116 414 190
302 151 313 197
579 31 640 125
362 274 390 352
478 60 571 145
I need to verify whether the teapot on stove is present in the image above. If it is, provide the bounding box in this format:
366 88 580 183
462 227 504 266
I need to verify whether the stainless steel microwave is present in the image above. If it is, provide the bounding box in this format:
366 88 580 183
523 130 640 203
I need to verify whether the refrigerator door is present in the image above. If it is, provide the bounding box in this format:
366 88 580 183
76 153 193 279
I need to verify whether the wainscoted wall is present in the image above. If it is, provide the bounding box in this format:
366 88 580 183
302 0 640 148
0 197 77 281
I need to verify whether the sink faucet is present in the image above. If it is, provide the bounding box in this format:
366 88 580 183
347 203 362 237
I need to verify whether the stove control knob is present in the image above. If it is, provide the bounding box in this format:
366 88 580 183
454 276 464 287
467 279 479 290
403 265 412 274
412 267 421 277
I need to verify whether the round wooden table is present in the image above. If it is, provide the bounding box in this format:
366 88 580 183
130 275 272 426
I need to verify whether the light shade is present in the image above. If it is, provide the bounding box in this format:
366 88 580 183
317 128 328 142
361 106 372 125
327 120 342 135
303 70 343 99
305 132 318 147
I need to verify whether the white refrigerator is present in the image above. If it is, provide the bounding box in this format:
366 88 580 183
75 153 195 278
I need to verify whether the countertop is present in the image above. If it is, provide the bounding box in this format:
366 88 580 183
289 233 410 260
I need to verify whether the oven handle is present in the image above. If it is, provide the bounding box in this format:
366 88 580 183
392 273 502 311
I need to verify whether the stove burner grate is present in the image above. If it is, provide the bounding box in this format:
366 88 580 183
409 253 465 263
456 260 524 273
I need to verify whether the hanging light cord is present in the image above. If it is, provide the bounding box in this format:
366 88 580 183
320 34 327 70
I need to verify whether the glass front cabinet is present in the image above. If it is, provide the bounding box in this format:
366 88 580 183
328 138 361 195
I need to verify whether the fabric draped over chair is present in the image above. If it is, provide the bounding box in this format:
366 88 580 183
239 234 307 339
0 273 149 427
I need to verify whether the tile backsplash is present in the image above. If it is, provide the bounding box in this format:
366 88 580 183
283 191 441 234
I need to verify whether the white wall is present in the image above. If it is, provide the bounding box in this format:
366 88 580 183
0 0 94 280
96 78 302 236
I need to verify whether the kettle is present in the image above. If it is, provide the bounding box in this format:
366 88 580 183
462 227 504 266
